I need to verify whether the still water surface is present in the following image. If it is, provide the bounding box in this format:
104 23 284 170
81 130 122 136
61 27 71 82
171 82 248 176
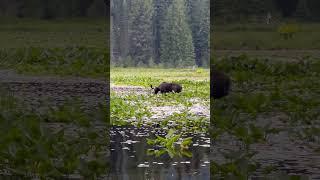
109 126 210 180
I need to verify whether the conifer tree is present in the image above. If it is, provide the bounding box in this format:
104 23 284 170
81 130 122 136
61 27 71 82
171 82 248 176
129 0 154 66
153 0 173 64
188 0 209 67
160 0 195 67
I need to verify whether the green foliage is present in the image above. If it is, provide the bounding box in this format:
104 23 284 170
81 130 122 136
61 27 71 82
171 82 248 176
187 0 209 67
0 89 109 179
212 23 320 50
211 149 260 179
160 0 195 68
110 67 209 160
128 0 154 66
0 17 109 179
0 18 108 49
112 0 209 68
0 47 109 78
211 54 320 178
110 94 152 126
147 129 193 158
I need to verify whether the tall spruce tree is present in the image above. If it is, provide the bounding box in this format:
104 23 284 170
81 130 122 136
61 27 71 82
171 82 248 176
111 0 130 66
153 0 173 64
188 0 209 67
129 0 154 66
111 0 121 64
160 0 195 67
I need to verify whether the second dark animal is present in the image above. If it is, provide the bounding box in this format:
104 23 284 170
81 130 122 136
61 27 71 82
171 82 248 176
151 82 182 94
211 68 231 99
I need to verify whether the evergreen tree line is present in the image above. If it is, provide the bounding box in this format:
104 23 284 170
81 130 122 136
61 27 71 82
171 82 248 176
213 0 320 23
0 0 107 18
111 0 209 68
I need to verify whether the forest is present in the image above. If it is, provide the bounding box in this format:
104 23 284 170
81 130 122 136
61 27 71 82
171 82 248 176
0 0 108 18
2 0 319 68
111 0 210 68
213 0 320 23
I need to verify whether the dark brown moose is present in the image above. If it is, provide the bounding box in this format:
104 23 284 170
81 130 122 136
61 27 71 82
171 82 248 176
151 82 182 94
211 69 231 99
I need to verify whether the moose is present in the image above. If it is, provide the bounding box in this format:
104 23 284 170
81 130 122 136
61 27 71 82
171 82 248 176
211 68 231 99
151 82 182 94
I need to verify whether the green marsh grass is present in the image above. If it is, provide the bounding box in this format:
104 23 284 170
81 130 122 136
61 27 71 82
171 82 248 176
211 54 320 178
111 68 210 158
0 18 108 49
0 18 109 78
0 88 109 179
212 23 320 50
111 68 210 129
0 18 109 178
0 47 109 78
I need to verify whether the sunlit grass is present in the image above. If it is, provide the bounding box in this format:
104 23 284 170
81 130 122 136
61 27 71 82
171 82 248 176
111 68 209 86
110 68 210 131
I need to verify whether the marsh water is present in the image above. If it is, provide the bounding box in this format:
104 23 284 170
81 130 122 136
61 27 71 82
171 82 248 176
108 126 210 180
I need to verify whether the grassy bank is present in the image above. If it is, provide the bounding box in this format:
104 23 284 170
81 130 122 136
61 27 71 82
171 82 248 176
0 18 108 49
212 23 320 50
0 47 109 78
0 18 109 78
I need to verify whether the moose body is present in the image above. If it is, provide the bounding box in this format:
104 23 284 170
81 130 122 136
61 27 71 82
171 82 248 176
151 82 182 94
211 69 231 99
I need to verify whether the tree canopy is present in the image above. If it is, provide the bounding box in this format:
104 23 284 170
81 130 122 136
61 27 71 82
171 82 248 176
111 0 209 68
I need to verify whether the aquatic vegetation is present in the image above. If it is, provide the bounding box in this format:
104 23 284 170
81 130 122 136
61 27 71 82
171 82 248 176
161 111 209 133
111 68 209 128
0 47 109 78
110 68 209 164
0 89 109 179
110 94 152 126
147 129 193 158
0 19 109 179
211 54 320 178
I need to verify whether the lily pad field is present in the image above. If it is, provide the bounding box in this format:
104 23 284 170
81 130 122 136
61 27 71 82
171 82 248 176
110 68 210 179
211 54 320 179
0 19 110 179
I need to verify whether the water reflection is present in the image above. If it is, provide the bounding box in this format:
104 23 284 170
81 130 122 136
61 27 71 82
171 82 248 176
109 126 210 180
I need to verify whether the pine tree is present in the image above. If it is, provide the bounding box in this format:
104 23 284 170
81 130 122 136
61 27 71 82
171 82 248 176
129 0 154 66
110 0 121 63
111 0 130 66
188 0 209 67
153 0 173 64
160 0 195 67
